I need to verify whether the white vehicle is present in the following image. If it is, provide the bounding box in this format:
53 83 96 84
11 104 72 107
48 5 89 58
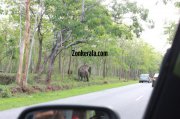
139 74 151 83
152 73 159 87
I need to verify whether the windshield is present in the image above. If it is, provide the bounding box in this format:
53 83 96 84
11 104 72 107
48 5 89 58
140 74 149 77
0 0 179 119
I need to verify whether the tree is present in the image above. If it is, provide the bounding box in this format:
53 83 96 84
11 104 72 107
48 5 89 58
16 0 31 87
38 0 131 83
0 0 163 87
163 0 179 44
111 0 154 37
164 22 177 44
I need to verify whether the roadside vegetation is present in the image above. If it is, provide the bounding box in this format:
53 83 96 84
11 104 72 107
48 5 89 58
0 79 137 110
0 74 136 98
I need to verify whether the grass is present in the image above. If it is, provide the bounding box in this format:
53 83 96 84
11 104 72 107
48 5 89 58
0 80 137 110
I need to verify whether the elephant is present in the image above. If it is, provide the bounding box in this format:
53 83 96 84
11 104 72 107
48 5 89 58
78 64 91 82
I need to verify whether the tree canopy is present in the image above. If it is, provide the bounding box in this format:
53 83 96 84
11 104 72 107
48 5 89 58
0 0 163 87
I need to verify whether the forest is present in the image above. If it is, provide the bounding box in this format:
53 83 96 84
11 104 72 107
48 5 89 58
0 0 163 96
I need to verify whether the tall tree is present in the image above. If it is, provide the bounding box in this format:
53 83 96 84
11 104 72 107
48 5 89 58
16 0 31 87
39 0 115 84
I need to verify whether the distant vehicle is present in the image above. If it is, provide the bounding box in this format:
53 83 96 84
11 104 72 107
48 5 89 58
139 74 151 83
152 73 159 87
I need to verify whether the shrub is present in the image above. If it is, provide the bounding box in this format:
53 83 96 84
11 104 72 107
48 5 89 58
0 88 12 98
0 73 15 85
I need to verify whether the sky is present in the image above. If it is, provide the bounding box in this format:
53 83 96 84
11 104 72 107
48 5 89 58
105 0 180 54
136 0 179 54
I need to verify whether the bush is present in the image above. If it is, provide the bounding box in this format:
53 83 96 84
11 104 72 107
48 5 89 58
0 88 12 98
0 73 15 85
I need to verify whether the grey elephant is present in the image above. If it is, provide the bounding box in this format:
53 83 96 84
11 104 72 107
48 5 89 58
78 64 91 82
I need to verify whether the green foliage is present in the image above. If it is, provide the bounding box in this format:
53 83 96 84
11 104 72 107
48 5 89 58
0 73 16 85
0 0 162 86
0 87 12 98
111 0 153 37
161 0 180 7
174 2 180 8
164 22 177 44
0 80 137 110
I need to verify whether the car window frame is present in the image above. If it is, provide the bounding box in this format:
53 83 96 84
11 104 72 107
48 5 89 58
144 22 180 119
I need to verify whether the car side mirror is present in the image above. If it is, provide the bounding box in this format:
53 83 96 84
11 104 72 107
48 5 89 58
18 105 120 119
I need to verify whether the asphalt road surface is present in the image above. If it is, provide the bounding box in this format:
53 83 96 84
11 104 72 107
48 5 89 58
0 83 153 119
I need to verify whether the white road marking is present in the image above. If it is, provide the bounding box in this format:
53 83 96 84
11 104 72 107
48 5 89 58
136 95 143 101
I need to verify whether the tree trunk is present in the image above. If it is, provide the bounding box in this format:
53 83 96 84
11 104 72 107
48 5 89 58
99 61 101 76
96 64 99 76
81 0 85 22
105 61 108 77
16 0 31 87
42 30 85 82
74 57 78 76
16 38 25 85
46 46 64 83
61 54 65 80
5 51 13 73
103 58 106 78
10 60 14 73
35 2 44 73
30 58 34 73
22 0 31 87
46 46 61 83
59 53 62 74
27 8 39 78
119 68 121 80
67 48 72 75
36 39 43 73
19 0 22 47
47 55 55 84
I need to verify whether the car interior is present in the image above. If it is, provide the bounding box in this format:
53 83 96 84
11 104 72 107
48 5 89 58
144 22 180 119
18 105 120 119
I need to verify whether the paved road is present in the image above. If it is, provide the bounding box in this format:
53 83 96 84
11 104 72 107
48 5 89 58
0 83 153 119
